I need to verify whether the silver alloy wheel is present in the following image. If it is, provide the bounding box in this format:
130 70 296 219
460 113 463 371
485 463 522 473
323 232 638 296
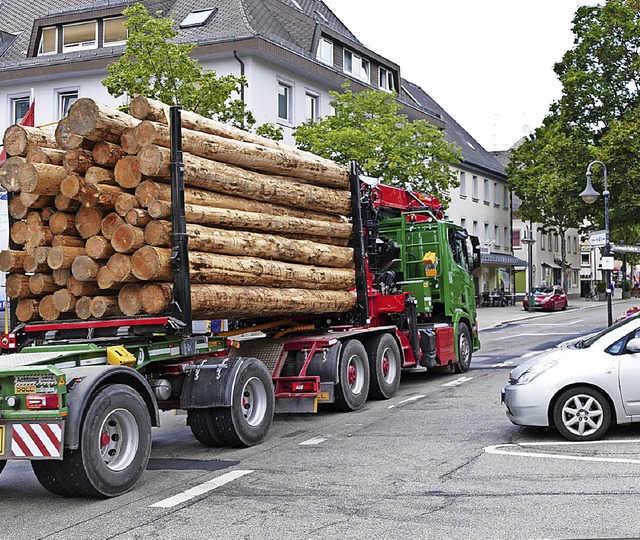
99 408 140 472
241 376 268 427
560 394 604 437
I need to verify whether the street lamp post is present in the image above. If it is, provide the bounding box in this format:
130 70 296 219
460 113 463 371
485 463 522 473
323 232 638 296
521 225 536 313
580 160 613 327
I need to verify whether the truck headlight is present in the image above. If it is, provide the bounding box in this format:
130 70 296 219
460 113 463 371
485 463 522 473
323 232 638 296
514 359 558 385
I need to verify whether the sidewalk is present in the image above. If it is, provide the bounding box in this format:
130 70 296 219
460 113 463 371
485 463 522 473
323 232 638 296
477 293 640 331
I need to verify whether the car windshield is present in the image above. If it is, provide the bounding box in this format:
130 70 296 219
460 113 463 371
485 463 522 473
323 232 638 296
533 287 553 294
575 313 640 349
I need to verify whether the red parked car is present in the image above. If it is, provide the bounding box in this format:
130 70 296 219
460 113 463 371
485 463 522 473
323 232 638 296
522 286 568 311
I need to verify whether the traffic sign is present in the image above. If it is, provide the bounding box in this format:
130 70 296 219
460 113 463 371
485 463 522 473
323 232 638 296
589 230 607 247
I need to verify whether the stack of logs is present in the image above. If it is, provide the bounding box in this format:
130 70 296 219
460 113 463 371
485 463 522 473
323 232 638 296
0 97 357 323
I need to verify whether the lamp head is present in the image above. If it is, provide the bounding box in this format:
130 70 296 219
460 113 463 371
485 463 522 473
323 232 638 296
580 172 600 204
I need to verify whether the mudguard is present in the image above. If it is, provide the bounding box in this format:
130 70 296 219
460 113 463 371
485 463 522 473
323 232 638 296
64 365 159 450
180 357 251 409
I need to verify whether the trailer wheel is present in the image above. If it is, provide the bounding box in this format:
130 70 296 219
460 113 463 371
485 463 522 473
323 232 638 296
32 460 78 496
334 339 370 411
63 384 152 498
209 358 274 448
188 409 223 447
366 334 401 400
455 322 472 373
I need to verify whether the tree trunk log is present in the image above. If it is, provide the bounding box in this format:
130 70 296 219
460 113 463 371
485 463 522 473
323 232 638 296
144 220 353 268
18 162 68 194
66 98 138 143
118 284 143 316
6 274 34 299
74 296 93 320
3 125 57 157
54 194 81 213
0 156 27 192
34 246 50 265
60 174 83 199
125 208 151 227
29 273 57 295
97 266 120 289
101 212 125 240
52 268 71 287
140 283 173 315
111 224 145 254
120 127 141 155
114 155 142 189
55 117 93 151
85 235 115 260
38 295 60 321
131 245 355 289
90 296 121 318
78 183 124 210
9 194 55 219
53 289 78 312
16 298 40 322
52 235 85 248
10 221 27 245
92 141 124 168
71 255 101 281
115 193 140 216
25 211 43 227
47 246 86 270
26 146 65 166
67 277 100 297
137 144 350 215
85 166 116 185
139 283 356 319
25 225 53 250
0 250 28 272
63 148 94 174
23 254 49 274
75 207 103 238
107 253 133 282
49 212 79 236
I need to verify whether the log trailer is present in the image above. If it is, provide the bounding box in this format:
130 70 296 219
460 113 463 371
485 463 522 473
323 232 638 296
0 108 480 497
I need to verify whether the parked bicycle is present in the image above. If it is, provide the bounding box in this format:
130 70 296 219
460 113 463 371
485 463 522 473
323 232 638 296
585 289 599 301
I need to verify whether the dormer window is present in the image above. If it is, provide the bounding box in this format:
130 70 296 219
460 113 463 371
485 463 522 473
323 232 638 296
179 8 218 29
316 37 333 66
343 49 369 83
379 67 395 93
104 17 127 45
38 27 57 55
63 21 97 52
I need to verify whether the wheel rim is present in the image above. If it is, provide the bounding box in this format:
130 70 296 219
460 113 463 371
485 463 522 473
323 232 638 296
459 333 471 369
380 346 397 384
98 408 139 472
561 394 604 437
241 376 268 427
346 354 366 395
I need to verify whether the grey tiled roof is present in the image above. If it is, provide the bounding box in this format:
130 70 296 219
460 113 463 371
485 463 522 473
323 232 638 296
401 79 506 178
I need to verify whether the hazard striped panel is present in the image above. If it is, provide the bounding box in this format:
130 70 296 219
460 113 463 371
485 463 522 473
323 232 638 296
10 422 63 458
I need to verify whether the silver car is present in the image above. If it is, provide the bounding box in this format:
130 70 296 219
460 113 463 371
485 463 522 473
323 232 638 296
502 312 640 441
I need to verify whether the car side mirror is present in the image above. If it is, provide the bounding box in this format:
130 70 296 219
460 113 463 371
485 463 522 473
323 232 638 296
627 338 640 354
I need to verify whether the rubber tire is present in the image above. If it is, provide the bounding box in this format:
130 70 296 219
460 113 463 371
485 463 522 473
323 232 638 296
454 322 472 373
333 339 370 412
553 386 611 442
207 358 274 448
0 460 5 475
366 334 401 400
562 300 568 311
32 460 78 497
188 409 223 447
549 302 555 312
61 384 152 498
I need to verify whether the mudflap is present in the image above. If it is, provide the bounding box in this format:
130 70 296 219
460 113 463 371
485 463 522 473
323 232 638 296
180 357 250 409
1 420 64 460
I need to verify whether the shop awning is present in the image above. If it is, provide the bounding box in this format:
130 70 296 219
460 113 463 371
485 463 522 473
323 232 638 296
480 253 528 266
541 261 562 269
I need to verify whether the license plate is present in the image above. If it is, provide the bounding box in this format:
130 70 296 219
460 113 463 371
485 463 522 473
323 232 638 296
317 392 330 401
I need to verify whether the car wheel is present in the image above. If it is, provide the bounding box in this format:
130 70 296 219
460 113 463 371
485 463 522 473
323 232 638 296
562 300 568 311
549 301 555 312
553 386 611 441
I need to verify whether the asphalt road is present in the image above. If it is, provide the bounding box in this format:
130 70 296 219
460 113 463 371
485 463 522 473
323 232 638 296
3 303 640 540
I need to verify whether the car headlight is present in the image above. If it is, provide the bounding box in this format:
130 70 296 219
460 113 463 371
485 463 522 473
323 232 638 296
513 359 558 385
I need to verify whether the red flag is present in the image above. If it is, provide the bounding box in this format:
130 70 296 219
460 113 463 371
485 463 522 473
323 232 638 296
0 100 35 165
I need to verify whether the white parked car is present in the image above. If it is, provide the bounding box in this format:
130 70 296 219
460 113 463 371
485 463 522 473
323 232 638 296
502 312 640 441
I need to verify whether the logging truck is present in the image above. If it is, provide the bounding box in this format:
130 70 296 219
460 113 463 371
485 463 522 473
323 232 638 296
0 99 480 497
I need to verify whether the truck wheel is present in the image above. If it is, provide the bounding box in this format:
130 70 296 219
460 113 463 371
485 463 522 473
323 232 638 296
366 334 401 400
455 323 472 373
209 358 274 448
334 339 370 411
32 460 78 496
188 409 223 447
63 384 152 498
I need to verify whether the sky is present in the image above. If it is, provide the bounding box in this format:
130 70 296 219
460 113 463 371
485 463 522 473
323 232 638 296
322 1 596 151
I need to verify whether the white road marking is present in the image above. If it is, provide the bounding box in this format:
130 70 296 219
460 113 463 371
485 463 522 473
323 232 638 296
441 377 473 387
521 351 541 358
496 332 579 341
299 437 327 446
387 394 426 409
491 361 514 368
528 320 584 326
151 470 254 508
484 439 640 464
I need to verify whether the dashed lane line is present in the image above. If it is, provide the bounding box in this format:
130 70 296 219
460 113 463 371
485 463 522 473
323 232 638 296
441 377 473 387
299 436 327 446
495 332 579 341
387 394 426 409
151 470 254 508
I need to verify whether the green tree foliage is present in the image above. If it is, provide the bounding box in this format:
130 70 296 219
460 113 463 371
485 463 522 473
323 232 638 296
293 83 461 198
507 114 594 288
103 3 281 138
554 0 640 141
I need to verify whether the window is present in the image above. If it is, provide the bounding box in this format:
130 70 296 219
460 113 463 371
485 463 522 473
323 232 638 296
472 175 478 200
503 186 509 209
472 220 478 236
316 37 333 66
541 233 546 250
379 67 395 92
493 182 500 206
483 179 489 203
512 229 521 249
504 227 510 250
573 237 578 254
484 222 489 242
38 27 57 55
554 234 559 252
494 225 500 247
58 90 78 118
460 217 467 230
104 17 127 45
459 171 466 198
305 93 319 122
11 97 30 124
581 252 590 266
277 82 292 122
179 8 218 28
343 49 370 82
63 21 97 52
